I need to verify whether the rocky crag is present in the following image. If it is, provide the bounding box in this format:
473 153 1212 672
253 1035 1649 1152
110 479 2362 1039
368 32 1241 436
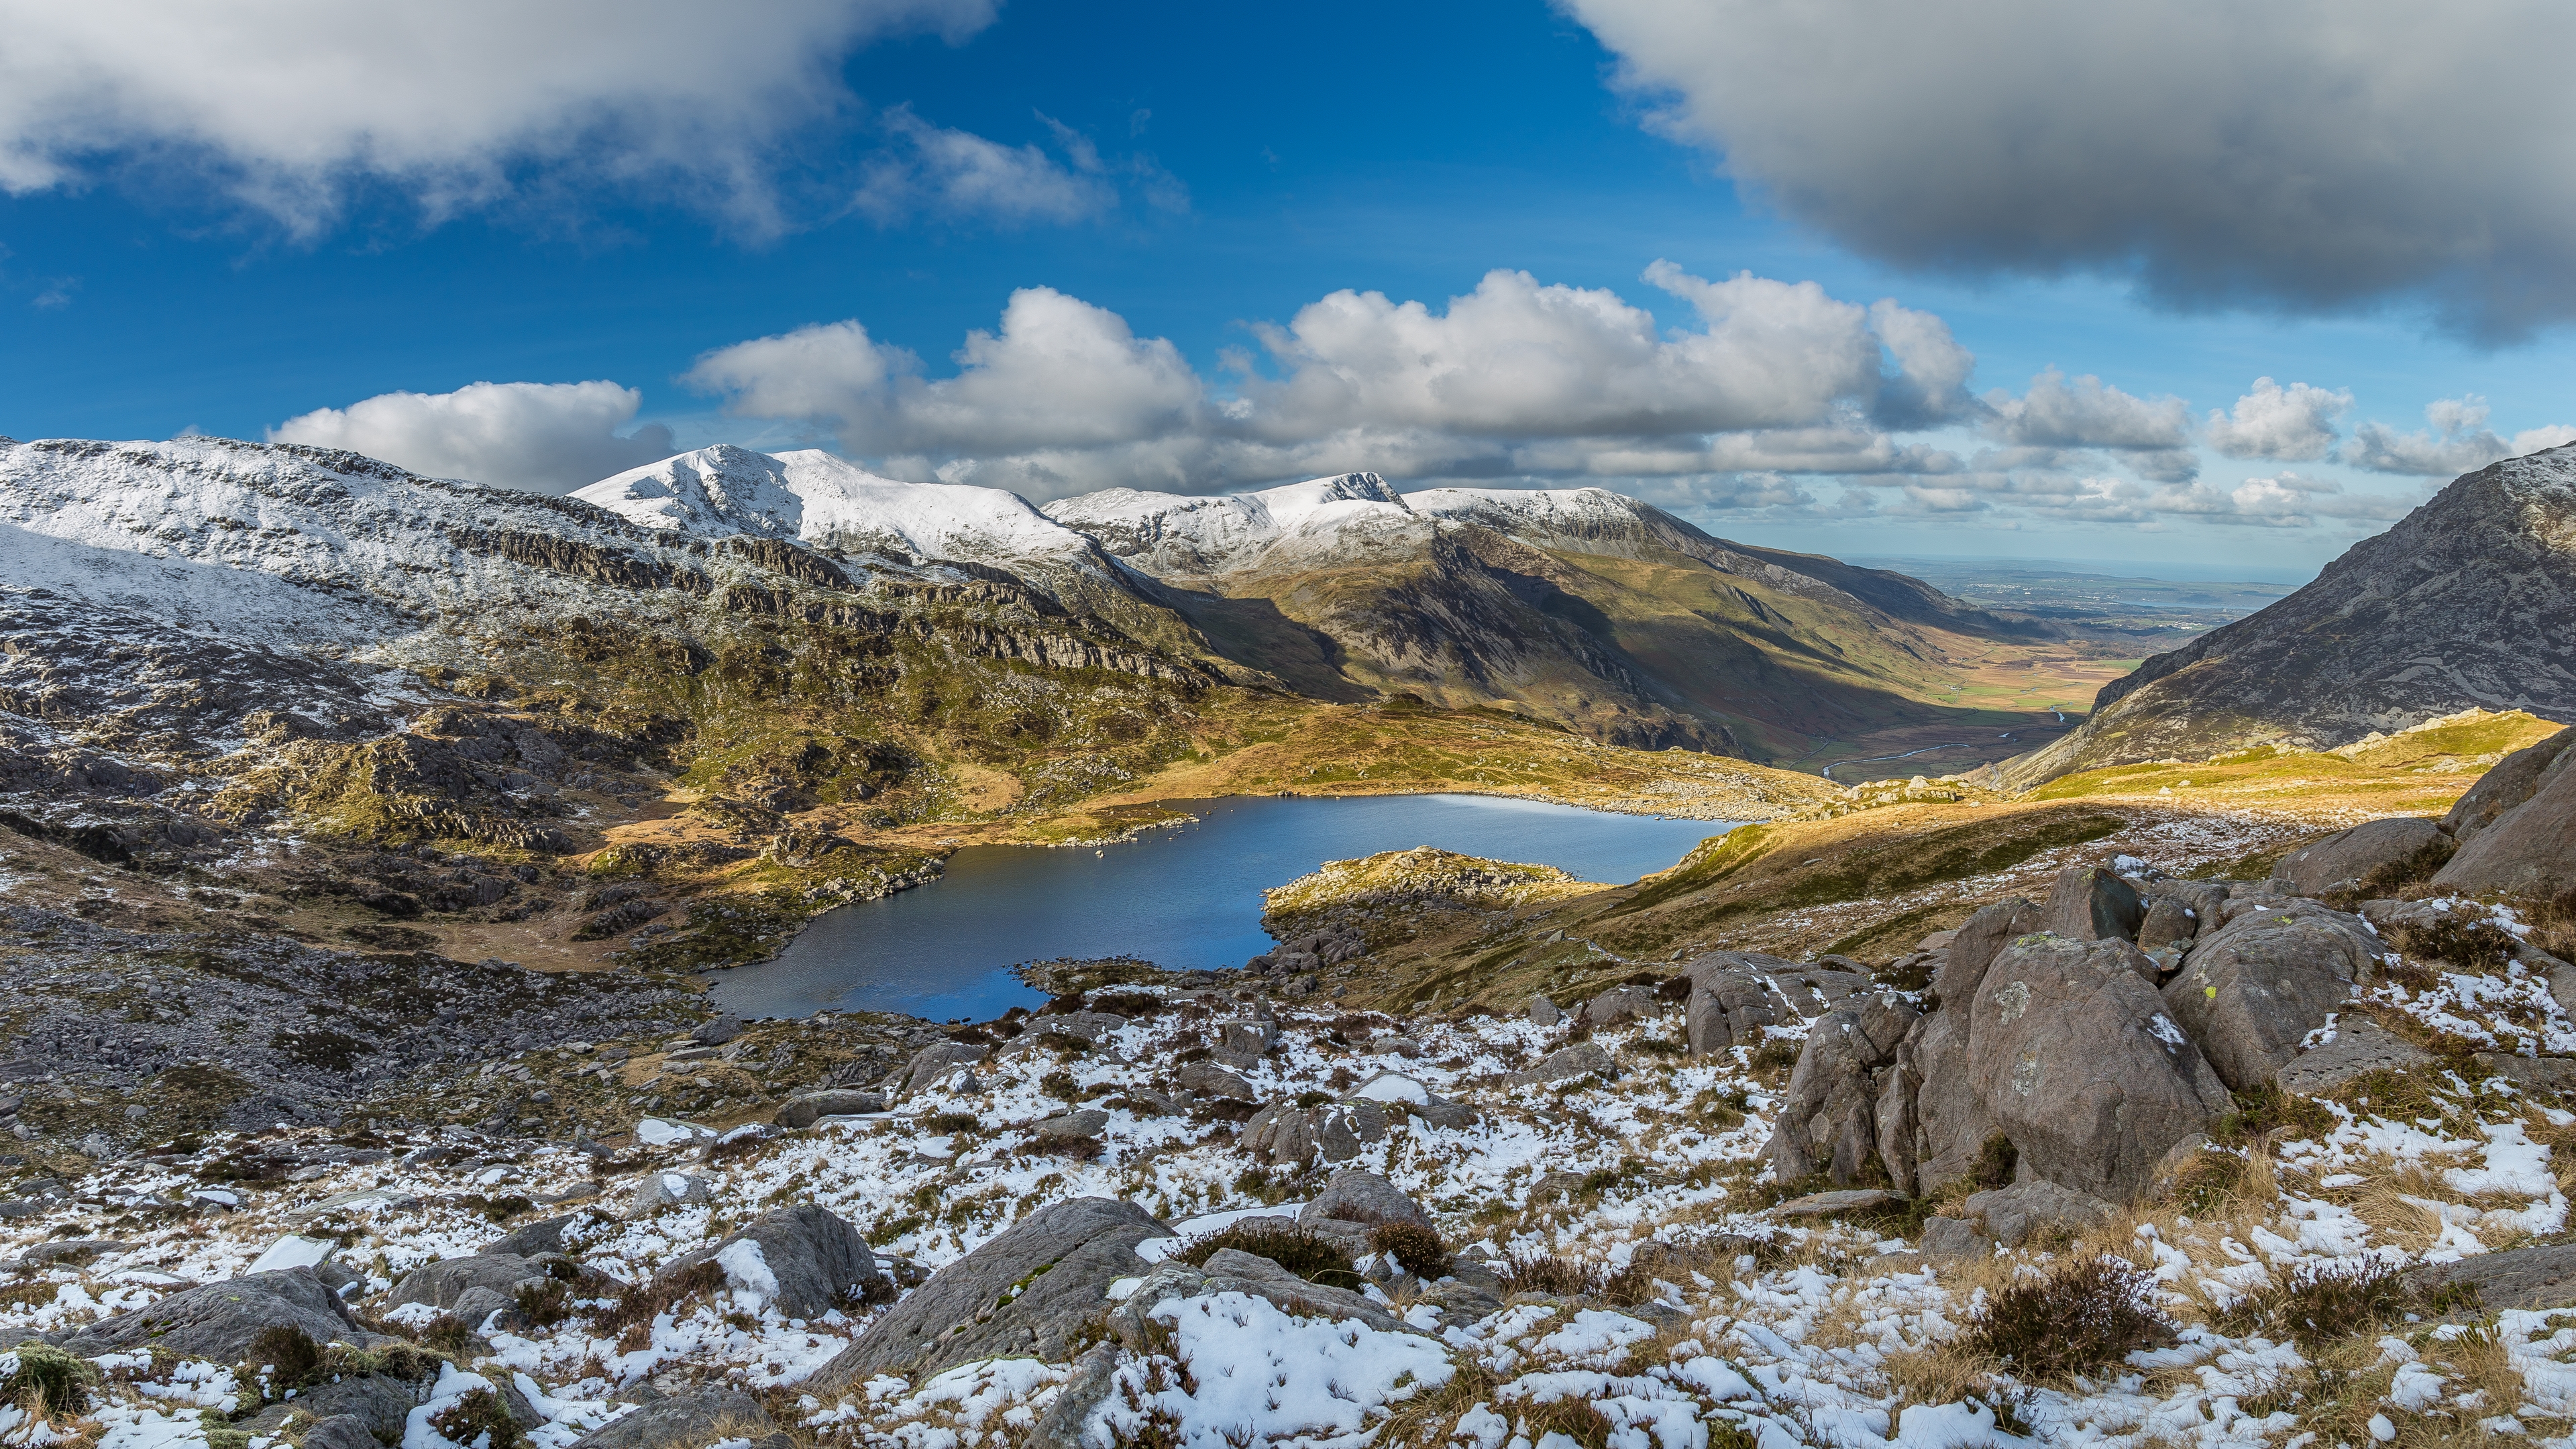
2008 442 2576 786
7 777 2576 1447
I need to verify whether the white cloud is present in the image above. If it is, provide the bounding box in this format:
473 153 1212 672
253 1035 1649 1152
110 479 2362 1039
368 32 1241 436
685 266 1981 499
853 107 1156 227
1564 0 2576 337
269 380 675 494
2341 395 2576 476
2206 377 2350 460
0 0 994 232
1985 369 2190 451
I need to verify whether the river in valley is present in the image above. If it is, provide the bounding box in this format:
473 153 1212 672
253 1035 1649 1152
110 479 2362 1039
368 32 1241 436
706 792 1733 1022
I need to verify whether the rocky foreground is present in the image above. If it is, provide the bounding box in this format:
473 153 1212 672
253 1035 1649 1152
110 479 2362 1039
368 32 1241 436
8 725 2576 1449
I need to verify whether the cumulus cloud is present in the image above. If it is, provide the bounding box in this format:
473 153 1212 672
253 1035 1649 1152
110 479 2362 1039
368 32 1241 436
2206 378 2350 461
850 107 1181 227
686 265 1981 498
1982 368 2195 482
269 380 676 493
2341 395 2576 476
1564 0 2576 337
0 0 994 231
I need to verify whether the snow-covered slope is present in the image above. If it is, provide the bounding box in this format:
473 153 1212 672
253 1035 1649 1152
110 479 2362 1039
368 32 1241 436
1043 471 1431 578
577 445 1093 565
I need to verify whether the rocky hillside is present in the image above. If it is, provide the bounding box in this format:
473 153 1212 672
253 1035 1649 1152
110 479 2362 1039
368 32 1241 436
1053 476 2050 756
9 798 2576 1448
2006 442 2576 786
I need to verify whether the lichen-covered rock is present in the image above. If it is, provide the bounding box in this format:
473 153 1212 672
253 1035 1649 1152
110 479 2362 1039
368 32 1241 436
1175 1061 1254 1100
388 1252 564 1311
1883 1008 1997 1196
809 1197 1171 1387
1969 934 2231 1201
1514 1040 1616 1084
1934 898 2041 1004
1579 985 1661 1024
2161 899 2381 1091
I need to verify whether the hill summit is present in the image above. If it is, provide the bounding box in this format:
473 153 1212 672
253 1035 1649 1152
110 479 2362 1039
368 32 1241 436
2007 443 2576 786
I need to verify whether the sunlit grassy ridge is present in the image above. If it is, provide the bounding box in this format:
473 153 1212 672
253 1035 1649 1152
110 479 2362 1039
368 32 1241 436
2028 708 2563 817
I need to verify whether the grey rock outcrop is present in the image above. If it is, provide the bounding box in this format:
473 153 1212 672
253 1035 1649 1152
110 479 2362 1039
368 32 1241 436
2435 742 2576 903
58 1267 362 1359
2161 899 2381 1091
1527 995 1562 1027
654 1205 877 1320
1935 898 2041 1004
1032 1110 1111 1144
2039 866 2142 943
1878 1006 1997 1196
898 1041 989 1097
1968 934 2231 1201
1176 1061 1254 1100
1682 951 1870 1054
1960 1181 2116 1248
569 1389 790 1449
2273 817 2455 898
1918 1216 1990 1262
1299 1169 1430 1230
627 1170 714 1217
389 1252 568 1311
297 1416 385 1449
2445 727 2576 844
1112 1248 1421 1340
811 1197 1171 1388
1514 1041 1617 1084
1579 985 1661 1024
2277 1017 2434 1095
1768 996 1919 1185
775 1089 887 1127
1240 1100 1386 1167
2405 1242 2576 1317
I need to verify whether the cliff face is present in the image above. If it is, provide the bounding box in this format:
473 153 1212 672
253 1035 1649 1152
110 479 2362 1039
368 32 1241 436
2004 444 2576 786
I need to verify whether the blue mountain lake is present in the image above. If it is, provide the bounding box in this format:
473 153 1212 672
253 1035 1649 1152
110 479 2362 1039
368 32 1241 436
706 792 1733 1022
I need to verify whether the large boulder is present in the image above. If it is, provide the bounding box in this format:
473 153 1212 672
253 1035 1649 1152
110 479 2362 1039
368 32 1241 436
653 1205 877 1321
2277 1017 2436 1096
775 1089 887 1128
809 1197 1171 1388
1767 996 1918 1185
1298 1169 1430 1231
1879 1008 1998 1196
1112 1248 1421 1342
1968 934 2232 1201
1933 898 2041 1004
897 1041 988 1098
2444 727 2576 845
2161 899 2382 1091
1578 985 1662 1025
2039 867 2143 943
58 1268 363 1359
1682 951 1870 1054
1960 1181 2116 1248
2435 745 2576 903
388 1253 566 1311
1240 1100 1386 1167
2273 817 2455 898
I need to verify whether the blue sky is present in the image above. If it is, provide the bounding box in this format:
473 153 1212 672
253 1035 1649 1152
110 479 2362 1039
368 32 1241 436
3 0 2570 577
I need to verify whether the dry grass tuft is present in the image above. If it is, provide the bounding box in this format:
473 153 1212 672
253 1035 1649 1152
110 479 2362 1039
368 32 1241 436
1958 1256 2174 1382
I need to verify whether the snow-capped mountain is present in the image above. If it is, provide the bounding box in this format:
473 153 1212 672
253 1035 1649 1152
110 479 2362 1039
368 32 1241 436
1042 472 1432 578
576 445 1094 566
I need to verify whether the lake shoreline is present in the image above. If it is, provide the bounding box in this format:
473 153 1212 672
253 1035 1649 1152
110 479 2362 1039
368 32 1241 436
705 792 1737 1024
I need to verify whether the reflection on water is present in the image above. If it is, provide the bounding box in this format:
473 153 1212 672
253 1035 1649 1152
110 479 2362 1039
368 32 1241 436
708 793 1732 1022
